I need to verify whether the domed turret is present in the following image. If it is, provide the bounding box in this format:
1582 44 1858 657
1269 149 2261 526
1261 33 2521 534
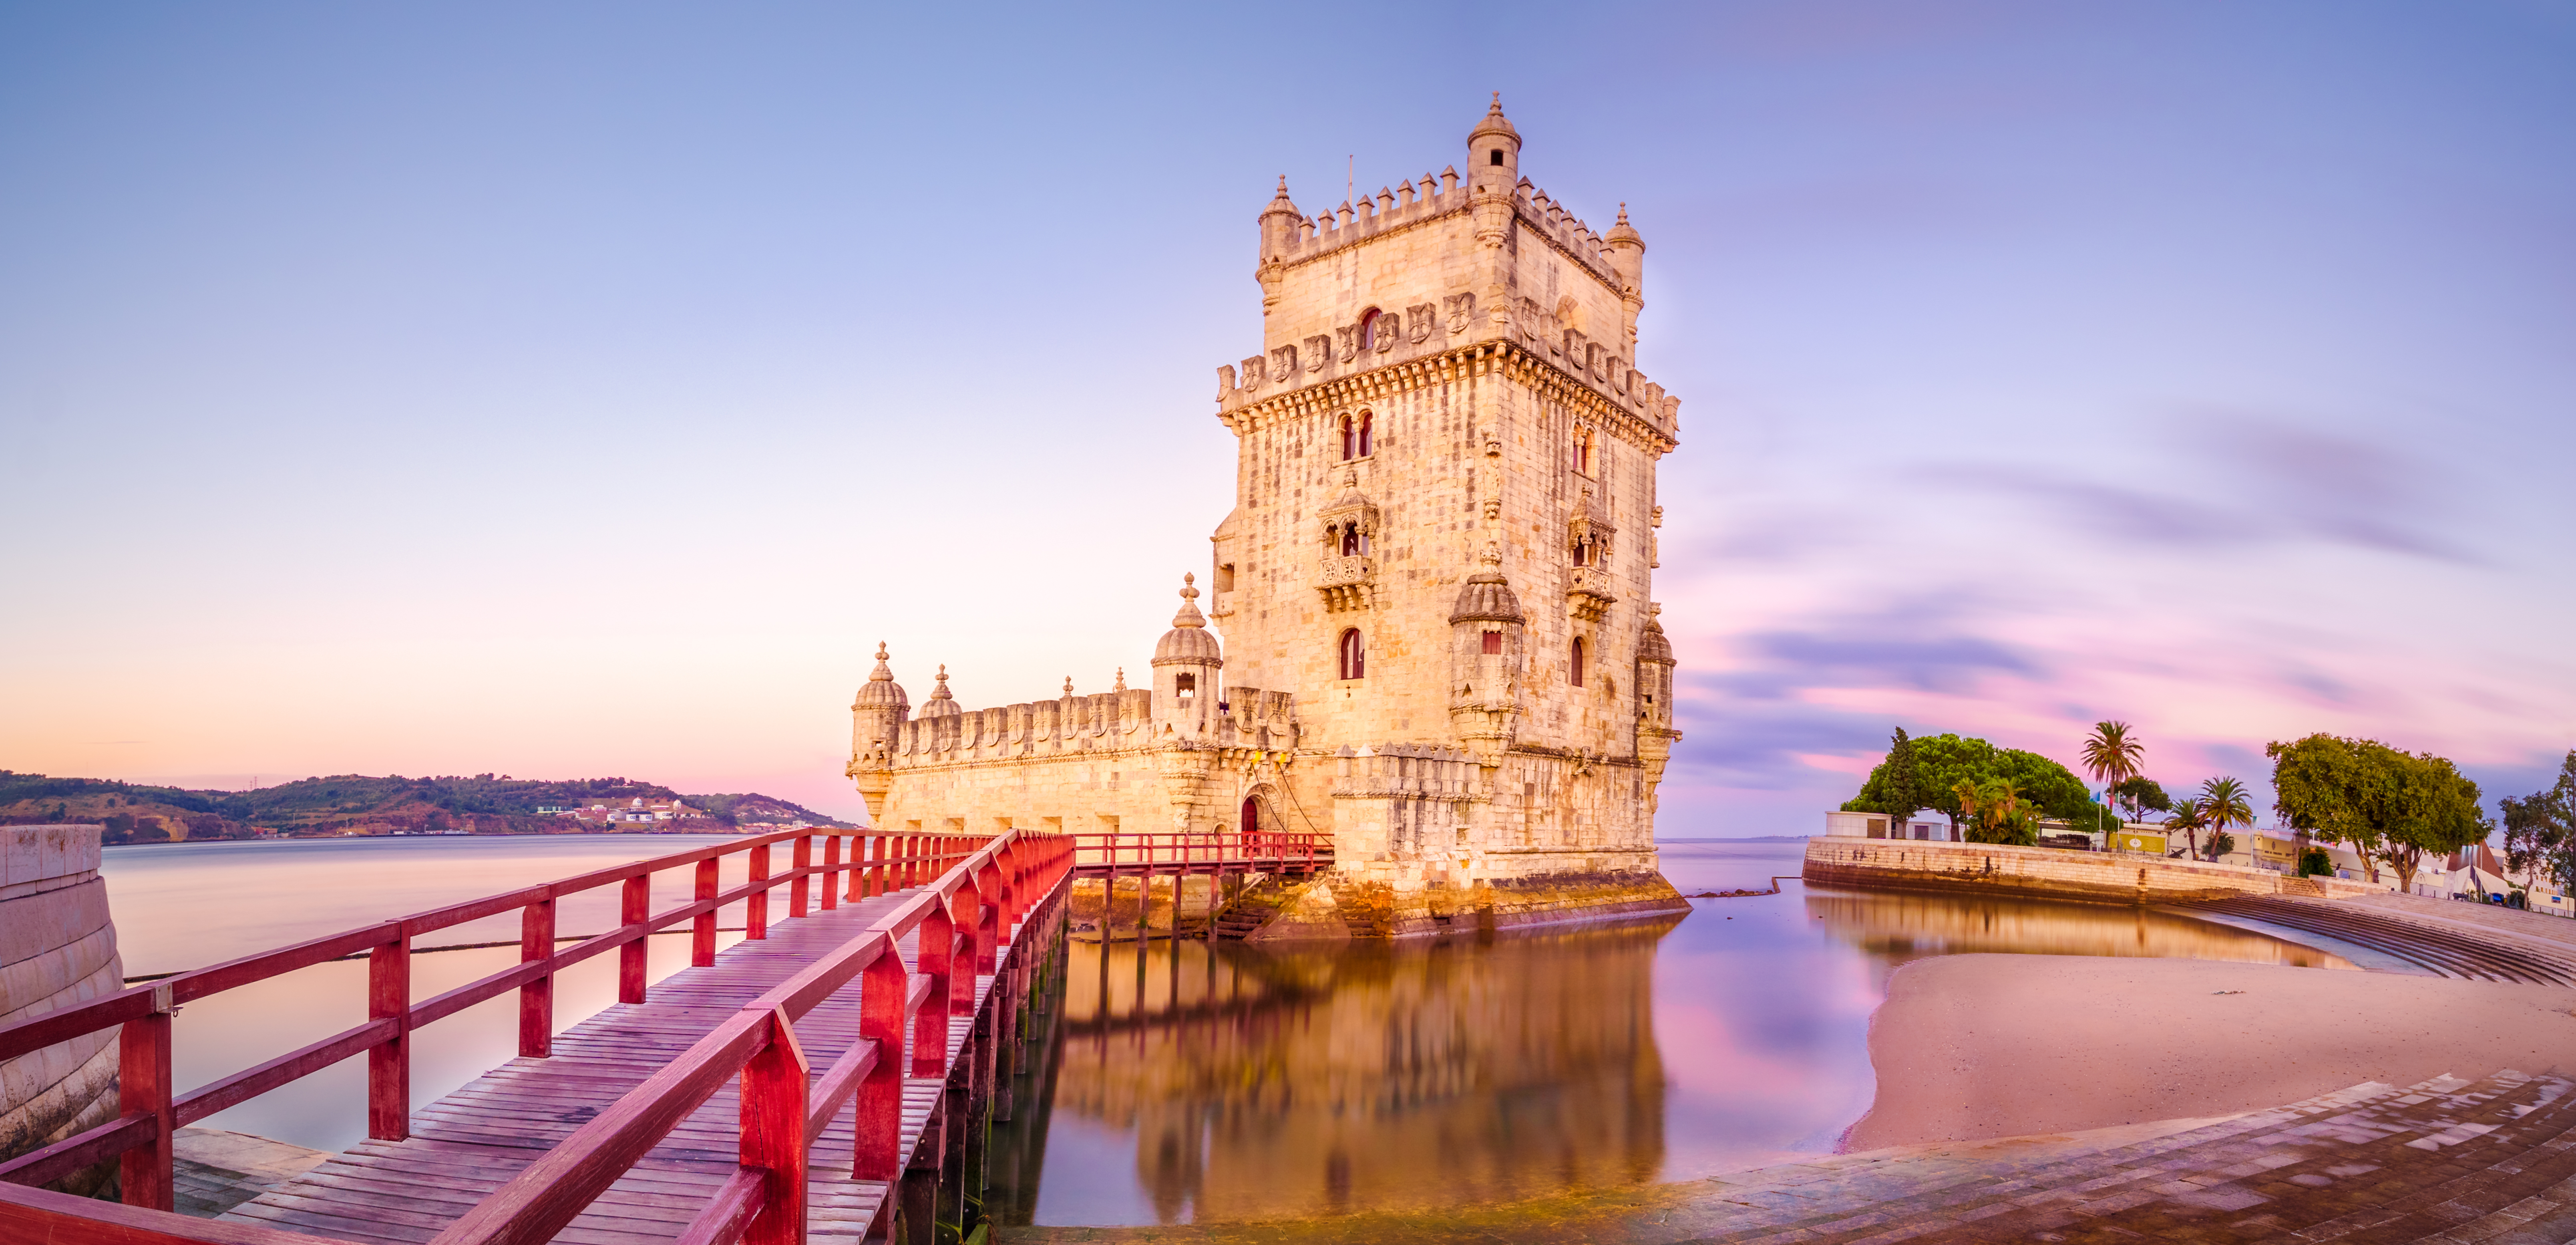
915 665 960 719
1153 574 1224 667
846 642 910 821
1150 574 1223 738
1449 544 1527 769
1468 93 1522 195
1448 553 1525 625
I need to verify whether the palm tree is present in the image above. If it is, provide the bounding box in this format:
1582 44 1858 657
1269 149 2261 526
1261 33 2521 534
2198 777 2255 861
2081 721 2144 836
2162 796 2210 858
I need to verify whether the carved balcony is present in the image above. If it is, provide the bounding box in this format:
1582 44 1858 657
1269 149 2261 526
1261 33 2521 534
1316 555 1377 612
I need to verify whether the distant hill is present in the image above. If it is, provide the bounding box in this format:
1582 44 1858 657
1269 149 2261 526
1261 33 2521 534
0 771 854 842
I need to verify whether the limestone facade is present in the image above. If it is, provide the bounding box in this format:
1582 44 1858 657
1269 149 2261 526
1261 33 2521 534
848 99 1684 922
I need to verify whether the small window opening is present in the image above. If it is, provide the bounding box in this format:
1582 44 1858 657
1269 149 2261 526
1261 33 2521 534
1489 149 1504 166
1339 524 1363 557
1570 637 1587 688
1357 411 1372 457
1575 427 1593 475
1482 630 1502 656
1358 308 1381 351
1340 415 1355 460
1338 628 1366 680
1174 673 1196 699
1573 540 1588 567
1214 563 1235 591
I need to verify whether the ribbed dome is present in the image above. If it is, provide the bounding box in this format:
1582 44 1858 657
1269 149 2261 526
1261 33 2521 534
1468 93 1519 146
913 665 960 719
853 642 910 711
1606 203 1642 248
1639 606 1676 665
1450 544 1524 624
1152 574 1224 667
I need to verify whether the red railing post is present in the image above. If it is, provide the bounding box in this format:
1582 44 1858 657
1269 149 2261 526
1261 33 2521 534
912 903 952 1076
820 835 841 912
740 1007 810 1245
854 951 907 1182
949 882 980 1015
748 844 771 940
975 863 1001 975
791 836 812 919
368 935 411 1140
520 896 555 1058
693 858 720 967
117 985 174 1211
619 874 650 1004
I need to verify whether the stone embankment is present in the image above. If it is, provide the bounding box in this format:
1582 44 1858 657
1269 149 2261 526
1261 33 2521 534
0 823 123 1195
1064 870 1689 941
1803 836 2381 905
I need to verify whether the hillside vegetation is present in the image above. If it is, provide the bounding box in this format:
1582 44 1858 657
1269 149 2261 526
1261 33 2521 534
0 771 854 842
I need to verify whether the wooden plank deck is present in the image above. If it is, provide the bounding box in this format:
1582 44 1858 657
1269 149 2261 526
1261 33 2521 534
219 888 995 1245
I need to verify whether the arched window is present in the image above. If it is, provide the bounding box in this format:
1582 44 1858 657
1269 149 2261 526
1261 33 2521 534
1569 637 1586 688
1340 415 1355 460
1482 629 1502 656
1356 411 1373 457
1574 427 1593 475
1339 523 1363 557
1358 307 1382 352
1338 628 1365 680
1573 539 1588 567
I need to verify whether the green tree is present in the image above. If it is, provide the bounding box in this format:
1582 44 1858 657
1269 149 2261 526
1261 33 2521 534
2110 776 2171 822
2502 749 2575 892
2266 734 2490 892
1954 778 2041 846
1846 733 2096 829
2196 777 2255 861
2162 798 2210 857
2080 721 2144 835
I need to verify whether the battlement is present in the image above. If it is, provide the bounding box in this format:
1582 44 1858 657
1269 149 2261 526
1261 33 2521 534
887 683 1300 768
1329 743 1487 802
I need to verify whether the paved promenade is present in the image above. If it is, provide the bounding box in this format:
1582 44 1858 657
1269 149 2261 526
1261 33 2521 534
1016 1070 2576 1244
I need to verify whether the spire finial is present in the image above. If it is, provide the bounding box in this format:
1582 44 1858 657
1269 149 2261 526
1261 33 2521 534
1063 676 1074 696
1170 572 1208 629
1114 667 1127 692
1180 571 1199 600
868 642 893 682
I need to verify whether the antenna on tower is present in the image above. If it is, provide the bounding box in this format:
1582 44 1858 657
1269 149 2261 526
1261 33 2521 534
1347 155 1353 208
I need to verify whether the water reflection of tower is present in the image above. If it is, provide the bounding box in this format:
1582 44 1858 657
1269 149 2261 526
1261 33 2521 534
1032 916 1681 1224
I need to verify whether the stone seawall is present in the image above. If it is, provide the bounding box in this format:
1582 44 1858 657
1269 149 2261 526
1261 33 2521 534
1803 837 2382 906
0 824 124 1195
1258 869 1689 940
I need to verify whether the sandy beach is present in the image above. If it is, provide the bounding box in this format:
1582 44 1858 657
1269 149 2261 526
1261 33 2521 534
1848 953 2576 1151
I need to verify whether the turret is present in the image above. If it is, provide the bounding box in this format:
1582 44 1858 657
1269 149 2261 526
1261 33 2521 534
1635 604 1682 814
1448 543 1527 770
1604 204 1645 347
1467 93 1522 196
1257 177 1303 262
1150 574 1224 740
845 643 910 821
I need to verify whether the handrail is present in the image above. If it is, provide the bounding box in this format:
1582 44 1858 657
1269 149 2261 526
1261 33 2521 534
425 829 1075 1245
0 826 1041 1219
1068 829 1331 872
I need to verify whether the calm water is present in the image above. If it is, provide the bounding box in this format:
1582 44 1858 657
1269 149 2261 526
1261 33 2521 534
98 836 2349 1225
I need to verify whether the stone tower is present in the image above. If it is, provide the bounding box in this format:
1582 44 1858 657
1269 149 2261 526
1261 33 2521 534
851 98 1686 934
1207 95 1684 889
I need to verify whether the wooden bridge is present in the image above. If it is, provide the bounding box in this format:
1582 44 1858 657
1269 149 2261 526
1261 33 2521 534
0 828 1120 1245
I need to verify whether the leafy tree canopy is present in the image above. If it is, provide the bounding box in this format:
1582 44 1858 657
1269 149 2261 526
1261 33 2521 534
1844 733 2095 824
2265 733 2490 890
2111 776 2172 816
2503 749 2576 892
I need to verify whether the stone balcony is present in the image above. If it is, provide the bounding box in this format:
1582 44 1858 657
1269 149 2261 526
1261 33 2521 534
1316 556 1377 612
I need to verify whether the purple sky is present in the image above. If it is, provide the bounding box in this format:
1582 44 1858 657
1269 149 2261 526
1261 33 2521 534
3 3 2570 834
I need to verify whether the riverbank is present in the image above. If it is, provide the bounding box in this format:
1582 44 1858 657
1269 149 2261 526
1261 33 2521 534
1848 953 2576 1150
1803 835 2384 905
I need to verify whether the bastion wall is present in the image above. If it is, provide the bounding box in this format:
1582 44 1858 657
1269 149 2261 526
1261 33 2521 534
0 824 125 1195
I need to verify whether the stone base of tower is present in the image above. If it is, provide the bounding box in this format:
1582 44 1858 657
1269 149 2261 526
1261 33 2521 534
1251 860 1687 941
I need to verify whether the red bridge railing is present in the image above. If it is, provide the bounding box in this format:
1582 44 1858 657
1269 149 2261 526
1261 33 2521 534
1070 830 1330 874
0 826 1073 1245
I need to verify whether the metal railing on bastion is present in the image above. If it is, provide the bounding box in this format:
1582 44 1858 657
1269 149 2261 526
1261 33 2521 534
1070 830 1331 876
0 825 1074 1245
